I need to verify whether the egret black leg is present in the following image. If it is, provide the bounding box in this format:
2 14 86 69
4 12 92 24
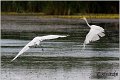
42 48 44 51
40 44 44 51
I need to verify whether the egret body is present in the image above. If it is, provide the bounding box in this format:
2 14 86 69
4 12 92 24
82 17 105 49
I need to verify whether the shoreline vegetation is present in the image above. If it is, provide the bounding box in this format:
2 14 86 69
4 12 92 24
1 12 119 19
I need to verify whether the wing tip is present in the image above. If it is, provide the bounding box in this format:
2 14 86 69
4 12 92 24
11 55 18 62
11 57 16 62
59 35 69 37
66 35 70 37
11 59 15 62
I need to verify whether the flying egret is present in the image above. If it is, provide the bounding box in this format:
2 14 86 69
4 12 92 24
81 17 105 49
11 35 68 61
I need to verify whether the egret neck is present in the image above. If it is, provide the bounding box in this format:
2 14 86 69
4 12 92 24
84 18 91 28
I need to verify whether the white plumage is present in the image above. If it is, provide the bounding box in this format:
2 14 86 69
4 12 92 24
82 17 105 49
11 35 68 61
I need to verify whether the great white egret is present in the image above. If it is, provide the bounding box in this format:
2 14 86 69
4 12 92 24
82 17 105 49
11 35 68 61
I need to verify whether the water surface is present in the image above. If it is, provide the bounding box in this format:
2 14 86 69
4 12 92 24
1 15 119 80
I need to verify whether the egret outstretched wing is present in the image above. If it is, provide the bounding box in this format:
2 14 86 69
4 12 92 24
40 35 67 41
11 35 68 61
11 37 40 61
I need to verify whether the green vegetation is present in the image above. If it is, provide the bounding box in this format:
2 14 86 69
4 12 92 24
1 12 119 19
2 1 118 15
51 14 119 19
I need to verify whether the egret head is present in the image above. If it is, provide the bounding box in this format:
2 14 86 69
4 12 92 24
81 17 86 20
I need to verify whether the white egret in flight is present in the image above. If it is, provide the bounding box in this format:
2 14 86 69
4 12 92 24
11 35 68 61
81 17 105 49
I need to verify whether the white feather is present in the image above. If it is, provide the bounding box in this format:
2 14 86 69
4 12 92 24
11 35 68 61
98 32 105 37
82 17 105 49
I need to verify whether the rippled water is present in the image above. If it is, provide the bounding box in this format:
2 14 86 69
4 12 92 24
1 15 119 80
